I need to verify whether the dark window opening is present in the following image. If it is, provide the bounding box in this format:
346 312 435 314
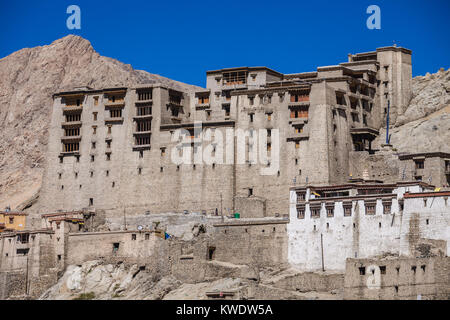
131 234 137 240
380 266 386 274
16 248 29 255
208 246 216 260
113 243 119 253
359 267 366 275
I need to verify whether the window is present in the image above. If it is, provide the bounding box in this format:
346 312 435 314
107 126 112 134
344 203 352 216
248 188 253 196
106 154 111 161
223 71 247 85
161 148 166 156
198 96 209 104
138 90 152 101
136 120 151 132
131 234 136 240
297 208 305 219
92 142 96 149
66 114 81 122
359 267 366 275
249 97 254 106
89 198 93 206
326 206 334 217
266 112 272 121
290 106 309 118
16 248 29 256
380 266 386 274
110 109 122 118
207 246 216 260
9 217 14 224
415 160 424 169
290 93 309 102
336 94 345 105
383 201 392 214
63 142 79 152
94 96 99 106
145 233 150 240
249 113 254 122
91 155 95 162
311 207 320 218
135 135 151 146
365 204 376 215
93 112 97 121
137 105 152 116
112 243 119 253
295 142 300 149
65 128 80 136
92 126 97 134
222 105 230 117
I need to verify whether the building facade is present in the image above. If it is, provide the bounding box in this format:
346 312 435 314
35 46 413 219
288 182 450 272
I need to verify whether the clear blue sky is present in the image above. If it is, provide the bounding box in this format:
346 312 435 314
1 0 449 87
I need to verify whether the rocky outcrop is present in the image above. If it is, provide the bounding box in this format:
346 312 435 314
373 68 450 153
0 35 201 211
39 260 343 300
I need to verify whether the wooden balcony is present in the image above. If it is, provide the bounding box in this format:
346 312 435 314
104 117 124 124
61 135 82 142
61 121 82 128
63 105 83 113
133 130 152 136
135 99 152 105
195 103 210 110
104 101 125 108
133 114 153 121
132 144 151 151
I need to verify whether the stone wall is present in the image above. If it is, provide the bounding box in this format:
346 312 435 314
344 256 449 300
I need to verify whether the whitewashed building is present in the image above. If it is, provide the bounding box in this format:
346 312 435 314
288 181 450 271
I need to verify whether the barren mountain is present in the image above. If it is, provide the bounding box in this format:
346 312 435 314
0 35 201 211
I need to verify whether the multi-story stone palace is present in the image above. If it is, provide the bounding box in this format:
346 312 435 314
36 46 415 218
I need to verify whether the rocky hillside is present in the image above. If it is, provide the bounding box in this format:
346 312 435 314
39 260 342 300
0 35 201 211
373 68 450 153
